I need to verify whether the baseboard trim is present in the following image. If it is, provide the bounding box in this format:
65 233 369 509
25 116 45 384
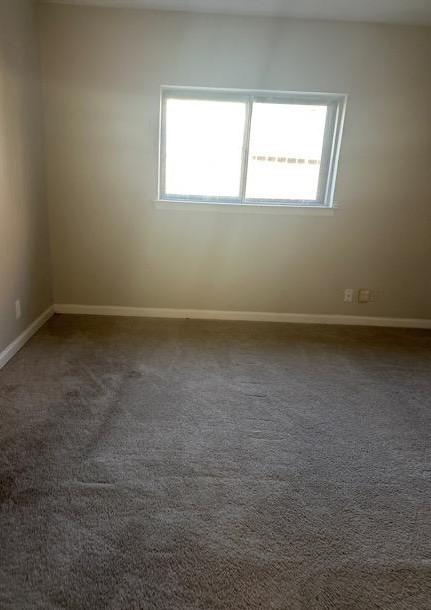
0 306 55 371
53 304 431 330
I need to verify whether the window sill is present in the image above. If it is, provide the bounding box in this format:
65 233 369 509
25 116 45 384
154 200 336 216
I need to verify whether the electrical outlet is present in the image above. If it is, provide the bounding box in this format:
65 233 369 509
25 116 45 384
15 299 21 320
344 288 354 303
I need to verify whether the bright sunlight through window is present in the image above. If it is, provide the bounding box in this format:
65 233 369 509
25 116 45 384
159 88 346 207
165 99 246 199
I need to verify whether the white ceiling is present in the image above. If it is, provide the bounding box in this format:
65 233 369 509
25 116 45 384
42 0 431 26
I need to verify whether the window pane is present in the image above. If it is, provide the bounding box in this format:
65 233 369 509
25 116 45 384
246 103 328 201
164 98 246 198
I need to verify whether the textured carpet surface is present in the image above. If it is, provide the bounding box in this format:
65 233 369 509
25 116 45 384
0 314 430 609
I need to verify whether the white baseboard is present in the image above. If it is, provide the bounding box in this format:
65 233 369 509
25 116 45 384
0 306 55 371
53 304 431 329
1 303 426 372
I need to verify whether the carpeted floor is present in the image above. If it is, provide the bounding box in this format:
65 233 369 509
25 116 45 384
0 314 430 609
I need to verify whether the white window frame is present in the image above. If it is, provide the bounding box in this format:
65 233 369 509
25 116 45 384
158 86 347 208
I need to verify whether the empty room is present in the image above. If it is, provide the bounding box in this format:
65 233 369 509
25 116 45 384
1 0 430 608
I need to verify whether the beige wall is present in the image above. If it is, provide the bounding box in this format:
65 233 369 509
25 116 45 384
0 0 52 352
38 4 431 318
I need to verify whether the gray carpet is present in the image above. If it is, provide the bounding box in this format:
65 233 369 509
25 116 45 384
1 314 430 609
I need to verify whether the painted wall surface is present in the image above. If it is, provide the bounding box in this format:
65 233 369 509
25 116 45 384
0 0 52 352
38 4 431 318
